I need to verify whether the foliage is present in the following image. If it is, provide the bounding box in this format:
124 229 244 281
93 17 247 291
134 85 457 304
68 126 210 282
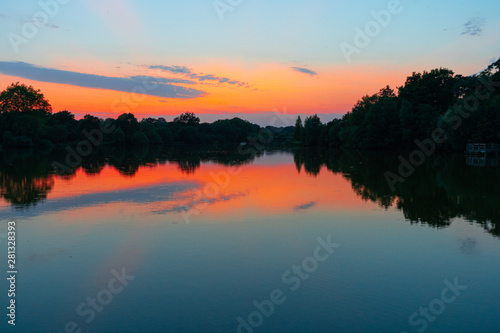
0 82 52 116
303 114 323 146
293 116 304 142
112 128 126 146
131 131 149 146
173 112 200 126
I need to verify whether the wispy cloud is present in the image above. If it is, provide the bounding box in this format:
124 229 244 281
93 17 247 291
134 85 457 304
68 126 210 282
149 65 192 74
21 15 60 29
294 201 317 211
0 61 205 99
292 67 318 76
129 75 195 85
188 73 248 87
461 17 485 36
150 64 249 87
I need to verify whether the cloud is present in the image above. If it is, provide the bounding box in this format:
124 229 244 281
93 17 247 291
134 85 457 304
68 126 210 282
294 201 317 211
150 64 249 87
45 23 60 29
188 73 248 86
292 67 318 76
21 15 59 29
461 17 485 36
0 61 205 99
129 75 195 85
149 65 192 74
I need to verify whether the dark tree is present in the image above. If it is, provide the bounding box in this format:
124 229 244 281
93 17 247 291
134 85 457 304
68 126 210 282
304 114 323 146
78 114 102 135
293 116 304 142
115 113 139 142
0 82 52 116
378 85 396 98
398 68 459 112
174 112 200 126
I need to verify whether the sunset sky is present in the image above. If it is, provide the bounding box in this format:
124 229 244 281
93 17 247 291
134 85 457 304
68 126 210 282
0 0 499 124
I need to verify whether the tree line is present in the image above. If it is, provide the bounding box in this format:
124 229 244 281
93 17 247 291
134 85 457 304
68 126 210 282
0 83 294 150
1 58 498 151
292 58 500 150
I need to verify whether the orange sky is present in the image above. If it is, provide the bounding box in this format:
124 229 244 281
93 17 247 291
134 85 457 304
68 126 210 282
0 61 412 119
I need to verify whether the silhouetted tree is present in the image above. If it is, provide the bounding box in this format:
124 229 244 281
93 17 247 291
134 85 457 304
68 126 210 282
115 113 139 142
157 127 173 144
0 82 52 116
293 116 304 142
304 114 323 146
174 112 200 126
112 128 126 146
131 131 149 145
398 68 459 112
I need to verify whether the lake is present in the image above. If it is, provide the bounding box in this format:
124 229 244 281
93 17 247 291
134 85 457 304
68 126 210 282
1 146 499 333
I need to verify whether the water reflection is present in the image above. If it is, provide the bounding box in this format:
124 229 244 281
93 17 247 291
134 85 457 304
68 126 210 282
293 148 500 236
0 151 55 208
1 147 499 237
0 145 259 209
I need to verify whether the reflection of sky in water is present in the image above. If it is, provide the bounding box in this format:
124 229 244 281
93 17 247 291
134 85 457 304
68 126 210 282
0 182 199 219
1 152 500 332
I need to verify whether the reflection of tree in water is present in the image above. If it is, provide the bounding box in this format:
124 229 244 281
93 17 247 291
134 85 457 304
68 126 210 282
3 146 499 237
294 149 500 237
293 148 326 177
0 144 259 208
171 148 201 175
0 152 55 209
170 145 260 174
0 173 55 208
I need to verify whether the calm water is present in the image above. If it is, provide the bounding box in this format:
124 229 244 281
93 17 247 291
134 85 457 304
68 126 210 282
1 147 499 333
